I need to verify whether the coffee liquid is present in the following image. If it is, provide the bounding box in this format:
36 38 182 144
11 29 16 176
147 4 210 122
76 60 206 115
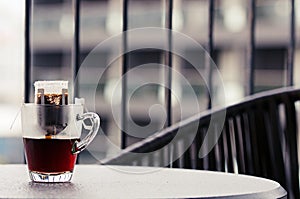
23 137 78 173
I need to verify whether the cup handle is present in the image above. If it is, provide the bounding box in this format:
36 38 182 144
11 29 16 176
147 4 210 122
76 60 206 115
71 112 100 154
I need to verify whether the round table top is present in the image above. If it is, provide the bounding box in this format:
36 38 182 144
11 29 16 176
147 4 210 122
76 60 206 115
0 164 286 198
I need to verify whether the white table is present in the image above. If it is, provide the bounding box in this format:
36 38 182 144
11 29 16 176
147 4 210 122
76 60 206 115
0 164 286 198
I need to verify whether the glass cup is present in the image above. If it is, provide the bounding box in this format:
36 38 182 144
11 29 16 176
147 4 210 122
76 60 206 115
21 103 100 183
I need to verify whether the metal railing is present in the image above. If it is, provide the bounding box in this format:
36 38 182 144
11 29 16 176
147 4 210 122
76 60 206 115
121 0 129 149
25 0 296 148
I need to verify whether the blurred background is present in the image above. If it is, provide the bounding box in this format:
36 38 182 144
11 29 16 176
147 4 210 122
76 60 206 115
0 0 299 164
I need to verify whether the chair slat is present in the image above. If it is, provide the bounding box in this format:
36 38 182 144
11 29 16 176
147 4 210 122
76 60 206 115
233 115 246 174
264 100 286 188
224 120 234 173
283 95 299 199
253 103 270 178
214 123 225 172
247 107 262 176
195 128 204 170
240 112 254 175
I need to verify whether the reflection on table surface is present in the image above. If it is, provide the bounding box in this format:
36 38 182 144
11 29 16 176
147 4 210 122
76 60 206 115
0 164 287 199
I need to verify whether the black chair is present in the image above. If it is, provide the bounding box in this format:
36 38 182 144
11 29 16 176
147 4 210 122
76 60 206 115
101 87 300 199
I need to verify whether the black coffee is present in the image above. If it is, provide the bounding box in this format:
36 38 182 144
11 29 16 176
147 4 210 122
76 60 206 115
24 137 78 173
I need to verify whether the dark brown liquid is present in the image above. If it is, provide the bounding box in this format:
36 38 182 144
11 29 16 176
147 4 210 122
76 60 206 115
23 138 78 173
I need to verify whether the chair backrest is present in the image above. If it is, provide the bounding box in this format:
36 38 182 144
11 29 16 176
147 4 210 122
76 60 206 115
101 87 300 199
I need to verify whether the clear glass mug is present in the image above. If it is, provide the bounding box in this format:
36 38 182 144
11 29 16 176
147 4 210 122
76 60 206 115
21 103 100 183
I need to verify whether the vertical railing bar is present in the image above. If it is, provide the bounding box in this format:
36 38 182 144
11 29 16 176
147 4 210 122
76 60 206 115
287 0 295 86
25 0 32 103
164 0 173 168
73 0 81 100
121 0 129 149
165 0 173 127
24 0 32 164
208 0 214 60
207 0 214 109
73 0 80 163
247 0 256 95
